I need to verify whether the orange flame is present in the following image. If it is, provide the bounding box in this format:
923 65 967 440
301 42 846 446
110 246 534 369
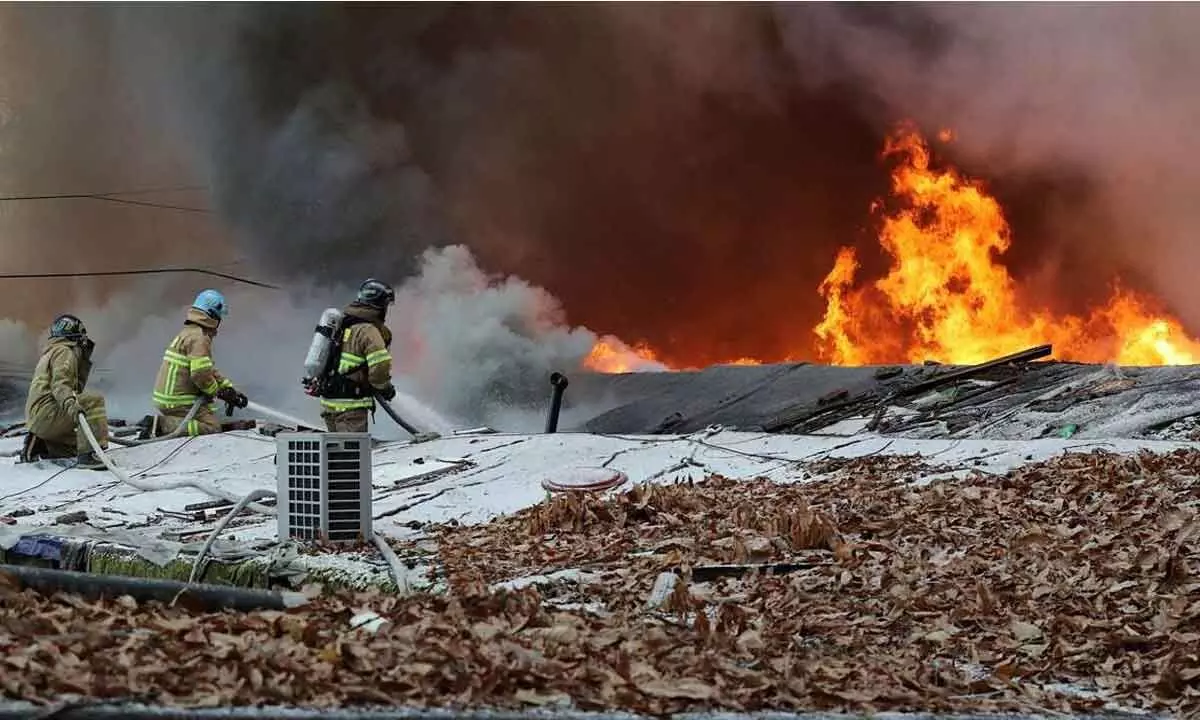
814 125 1200 366
583 124 1200 372
584 336 666 373
583 337 762 373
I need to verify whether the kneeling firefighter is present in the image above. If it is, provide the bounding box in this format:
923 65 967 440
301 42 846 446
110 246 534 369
303 279 397 433
23 314 109 469
151 289 248 436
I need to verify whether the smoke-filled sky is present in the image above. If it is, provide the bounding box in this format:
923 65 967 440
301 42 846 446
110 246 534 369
1 3 1199 421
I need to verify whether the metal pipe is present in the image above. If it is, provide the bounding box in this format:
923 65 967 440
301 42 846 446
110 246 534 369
0 564 308 613
545 371 569 433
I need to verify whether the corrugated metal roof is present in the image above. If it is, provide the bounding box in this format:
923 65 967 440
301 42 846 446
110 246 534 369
568 361 1200 441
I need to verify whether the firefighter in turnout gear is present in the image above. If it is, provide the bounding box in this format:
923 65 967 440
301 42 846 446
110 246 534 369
23 314 109 469
152 290 248 437
319 279 397 432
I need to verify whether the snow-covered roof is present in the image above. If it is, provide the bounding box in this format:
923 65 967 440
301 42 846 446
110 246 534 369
3 353 1199 582
2 361 1198 717
1 425 1192 573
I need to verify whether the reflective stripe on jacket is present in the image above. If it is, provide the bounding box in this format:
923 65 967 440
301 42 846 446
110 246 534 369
153 308 233 410
319 313 392 412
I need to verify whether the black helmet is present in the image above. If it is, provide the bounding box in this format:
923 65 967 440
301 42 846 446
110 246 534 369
49 314 87 340
356 278 396 310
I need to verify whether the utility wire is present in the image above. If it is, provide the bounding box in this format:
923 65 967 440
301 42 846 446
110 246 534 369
0 186 205 199
0 186 211 214
84 196 210 213
0 267 279 290
0 463 75 504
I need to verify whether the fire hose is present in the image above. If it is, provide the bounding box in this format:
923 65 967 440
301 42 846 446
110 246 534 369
239 399 322 431
185 496 409 592
374 393 419 434
105 398 205 447
107 395 316 447
372 531 412 595
79 413 411 594
187 488 277 584
110 397 320 449
76 412 276 514
374 392 442 443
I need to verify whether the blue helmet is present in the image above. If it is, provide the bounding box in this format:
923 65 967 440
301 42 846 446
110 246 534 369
191 289 228 320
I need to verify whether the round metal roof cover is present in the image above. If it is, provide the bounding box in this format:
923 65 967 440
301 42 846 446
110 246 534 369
541 467 629 493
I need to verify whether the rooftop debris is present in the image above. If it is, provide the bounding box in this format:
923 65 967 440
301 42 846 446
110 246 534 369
1 449 1197 715
767 344 1054 434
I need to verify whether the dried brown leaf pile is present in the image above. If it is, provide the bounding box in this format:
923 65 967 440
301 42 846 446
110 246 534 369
1 449 1198 715
437 479 846 594
434 449 1200 714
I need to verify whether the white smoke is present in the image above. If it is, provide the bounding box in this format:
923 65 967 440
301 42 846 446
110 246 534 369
386 245 623 429
44 245 639 434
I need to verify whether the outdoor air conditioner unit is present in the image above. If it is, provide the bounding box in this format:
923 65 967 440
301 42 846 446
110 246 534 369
276 432 373 544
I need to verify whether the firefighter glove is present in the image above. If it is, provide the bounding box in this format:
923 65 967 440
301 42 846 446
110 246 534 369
216 387 249 409
377 383 397 401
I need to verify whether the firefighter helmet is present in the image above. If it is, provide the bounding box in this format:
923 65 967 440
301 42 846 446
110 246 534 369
49 314 87 339
192 289 229 320
356 279 395 310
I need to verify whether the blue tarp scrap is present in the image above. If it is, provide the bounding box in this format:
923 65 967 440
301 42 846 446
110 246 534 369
11 534 63 561
7 534 90 569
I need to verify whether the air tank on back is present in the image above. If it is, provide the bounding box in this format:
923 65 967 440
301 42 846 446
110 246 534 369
301 308 344 394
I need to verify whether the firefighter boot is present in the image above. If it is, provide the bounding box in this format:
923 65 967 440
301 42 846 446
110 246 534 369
74 452 105 471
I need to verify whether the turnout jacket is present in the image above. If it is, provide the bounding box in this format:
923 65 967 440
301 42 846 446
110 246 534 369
319 302 393 412
153 308 234 410
26 337 91 420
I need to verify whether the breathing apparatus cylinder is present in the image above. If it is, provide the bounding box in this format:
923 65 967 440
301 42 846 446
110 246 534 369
301 308 344 394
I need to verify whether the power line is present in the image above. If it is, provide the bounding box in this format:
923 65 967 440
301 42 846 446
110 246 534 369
85 196 210 213
0 185 207 200
0 267 279 290
0 186 212 214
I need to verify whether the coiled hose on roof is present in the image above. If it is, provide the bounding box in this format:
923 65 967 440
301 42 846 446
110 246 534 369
77 412 277 514
78 412 412 594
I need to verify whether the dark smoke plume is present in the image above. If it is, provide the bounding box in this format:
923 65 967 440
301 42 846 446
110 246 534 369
114 3 1161 368
3 3 1192 385
114 5 457 283
112 4 892 367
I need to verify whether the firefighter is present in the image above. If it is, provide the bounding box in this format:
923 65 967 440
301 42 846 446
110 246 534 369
23 314 109 469
318 278 397 432
152 289 248 436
